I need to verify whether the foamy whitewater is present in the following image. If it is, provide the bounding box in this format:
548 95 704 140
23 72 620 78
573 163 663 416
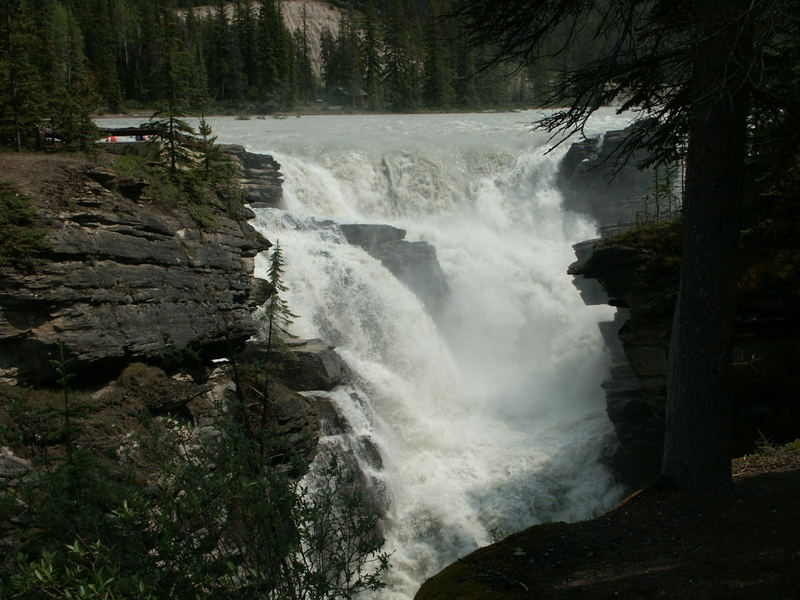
104 110 632 598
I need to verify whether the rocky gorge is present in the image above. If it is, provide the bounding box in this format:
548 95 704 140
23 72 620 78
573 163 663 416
3 117 798 598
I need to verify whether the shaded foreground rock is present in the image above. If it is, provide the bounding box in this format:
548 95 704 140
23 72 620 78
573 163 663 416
569 237 676 490
569 227 800 490
340 223 449 313
415 450 800 600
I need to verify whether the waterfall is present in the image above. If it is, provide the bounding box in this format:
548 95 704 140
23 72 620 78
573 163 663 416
219 111 633 597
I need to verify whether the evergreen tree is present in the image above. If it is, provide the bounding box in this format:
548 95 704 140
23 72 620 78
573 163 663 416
322 13 363 104
76 0 123 110
255 0 294 109
205 0 232 102
149 110 196 175
197 115 224 181
233 0 257 99
382 0 419 110
293 4 315 103
360 2 384 110
422 2 454 109
48 2 98 149
184 7 210 109
1 0 46 149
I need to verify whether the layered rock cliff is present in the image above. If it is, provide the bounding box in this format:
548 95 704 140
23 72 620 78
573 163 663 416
0 154 272 384
0 149 346 475
562 124 800 489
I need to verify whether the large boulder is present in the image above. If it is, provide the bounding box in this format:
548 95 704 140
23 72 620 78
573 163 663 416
340 223 449 314
558 121 672 236
239 338 351 392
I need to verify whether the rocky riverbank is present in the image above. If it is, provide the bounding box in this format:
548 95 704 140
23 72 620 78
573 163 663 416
559 122 800 490
0 148 354 488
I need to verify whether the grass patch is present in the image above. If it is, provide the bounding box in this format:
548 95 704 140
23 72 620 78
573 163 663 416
601 217 682 257
97 149 247 230
733 436 800 476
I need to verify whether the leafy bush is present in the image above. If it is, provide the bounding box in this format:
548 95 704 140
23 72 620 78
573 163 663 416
0 408 389 599
0 182 50 270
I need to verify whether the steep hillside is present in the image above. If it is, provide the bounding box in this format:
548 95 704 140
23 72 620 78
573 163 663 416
188 0 342 75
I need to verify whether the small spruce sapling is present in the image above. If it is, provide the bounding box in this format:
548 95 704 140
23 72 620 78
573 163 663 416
254 242 299 451
264 241 298 355
198 115 223 181
148 110 197 175
49 342 78 464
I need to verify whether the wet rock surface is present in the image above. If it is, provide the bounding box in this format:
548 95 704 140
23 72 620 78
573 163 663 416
558 122 667 236
222 145 284 209
340 223 449 313
239 338 351 392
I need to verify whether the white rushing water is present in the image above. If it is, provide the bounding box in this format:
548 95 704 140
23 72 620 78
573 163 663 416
103 110 632 598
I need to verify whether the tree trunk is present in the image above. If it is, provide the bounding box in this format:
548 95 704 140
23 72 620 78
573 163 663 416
660 1 751 490
5 0 22 152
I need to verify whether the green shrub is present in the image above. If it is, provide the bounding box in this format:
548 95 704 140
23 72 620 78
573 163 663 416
1 409 389 600
601 217 682 257
0 181 50 270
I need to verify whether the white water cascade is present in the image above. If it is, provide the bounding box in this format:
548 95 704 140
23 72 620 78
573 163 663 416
105 110 633 598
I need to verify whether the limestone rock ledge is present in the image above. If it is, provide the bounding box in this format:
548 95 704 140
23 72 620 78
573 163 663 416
569 238 677 489
0 155 271 384
569 233 800 490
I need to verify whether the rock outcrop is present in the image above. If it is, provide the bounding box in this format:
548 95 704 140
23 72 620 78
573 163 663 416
569 228 800 490
0 155 271 384
223 145 284 208
569 234 678 489
340 223 449 313
558 121 673 236
0 150 328 483
239 338 351 392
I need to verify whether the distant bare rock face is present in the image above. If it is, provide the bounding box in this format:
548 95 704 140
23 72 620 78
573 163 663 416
0 159 271 384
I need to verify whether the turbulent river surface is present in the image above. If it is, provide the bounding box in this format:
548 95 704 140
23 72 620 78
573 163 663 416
107 109 632 598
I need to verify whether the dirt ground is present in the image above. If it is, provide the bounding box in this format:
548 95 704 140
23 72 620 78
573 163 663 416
416 444 800 599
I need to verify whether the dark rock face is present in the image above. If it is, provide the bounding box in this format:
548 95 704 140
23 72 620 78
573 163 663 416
239 338 351 392
340 224 406 247
558 122 663 236
223 145 284 208
0 161 271 384
340 223 449 313
570 238 800 490
569 242 676 489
